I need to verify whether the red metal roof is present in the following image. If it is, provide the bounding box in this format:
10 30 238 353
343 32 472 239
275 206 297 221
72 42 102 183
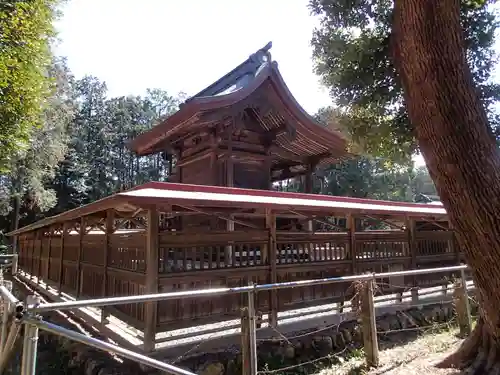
8 182 446 236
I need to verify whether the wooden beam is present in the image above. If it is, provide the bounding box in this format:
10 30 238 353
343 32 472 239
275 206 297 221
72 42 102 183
364 215 405 230
176 147 212 167
269 146 302 163
417 218 449 230
113 208 143 219
287 211 346 232
176 205 261 229
144 207 159 353
220 140 266 154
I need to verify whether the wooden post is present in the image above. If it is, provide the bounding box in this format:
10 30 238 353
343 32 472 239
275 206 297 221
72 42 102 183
449 223 460 264
58 223 68 294
454 268 472 336
265 208 278 328
76 217 85 298
411 288 419 304
11 254 18 275
30 231 37 281
46 226 52 283
304 164 314 233
405 217 417 287
396 292 403 304
210 131 218 187
36 230 43 283
240 307 250 375
361 278 379 368
101 211 114 323
347 214 356 273
144 207 159 353
225 124 235 265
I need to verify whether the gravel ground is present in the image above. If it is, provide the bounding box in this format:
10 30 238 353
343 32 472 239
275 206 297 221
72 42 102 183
318 329 464 375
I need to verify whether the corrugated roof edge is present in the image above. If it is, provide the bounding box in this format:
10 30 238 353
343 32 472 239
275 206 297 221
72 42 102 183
7 182 447 237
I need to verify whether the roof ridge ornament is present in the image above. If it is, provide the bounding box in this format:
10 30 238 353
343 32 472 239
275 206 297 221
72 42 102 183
249 41 273 65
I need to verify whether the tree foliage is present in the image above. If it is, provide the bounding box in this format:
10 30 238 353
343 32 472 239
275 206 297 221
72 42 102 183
0 68 184 231
0 0 63 171
310 0 500 161
0 58 74 233
36 78 183 221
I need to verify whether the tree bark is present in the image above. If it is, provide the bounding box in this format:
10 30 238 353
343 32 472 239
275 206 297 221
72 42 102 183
392 0 500 372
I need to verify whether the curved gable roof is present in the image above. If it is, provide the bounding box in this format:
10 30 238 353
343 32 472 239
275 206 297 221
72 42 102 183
129 42 347 160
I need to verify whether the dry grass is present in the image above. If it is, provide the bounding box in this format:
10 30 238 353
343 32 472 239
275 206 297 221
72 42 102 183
317 328 464 375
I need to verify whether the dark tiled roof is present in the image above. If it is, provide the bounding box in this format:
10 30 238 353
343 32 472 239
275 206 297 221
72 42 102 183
189 42 273 99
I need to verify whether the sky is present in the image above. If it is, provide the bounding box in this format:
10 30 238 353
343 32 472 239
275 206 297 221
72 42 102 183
54 0 331 113
54 0 458 166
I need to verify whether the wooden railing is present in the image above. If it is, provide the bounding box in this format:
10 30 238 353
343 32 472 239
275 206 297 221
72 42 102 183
17 227 461 340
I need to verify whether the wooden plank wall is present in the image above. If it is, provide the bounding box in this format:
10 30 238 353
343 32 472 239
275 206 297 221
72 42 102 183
17 222 147 328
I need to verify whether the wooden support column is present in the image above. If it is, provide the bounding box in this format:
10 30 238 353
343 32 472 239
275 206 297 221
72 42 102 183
304 164 314 233
240 307 250 375
102 211 114 323
36 229 43 283
47 226 52 283
177 148 183 183
76 217 85 298
347 214 356 274
406 217 417 269
58 222 69 294
144 207 159 353
30 230 37 280
210 131 219 186
210 132 219 229
266 208 278 328
265 147 272 190
405 217 417 287
225 124 235 264
449 223 460 264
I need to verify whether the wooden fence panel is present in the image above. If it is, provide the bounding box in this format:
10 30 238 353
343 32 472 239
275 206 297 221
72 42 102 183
109 231 146 273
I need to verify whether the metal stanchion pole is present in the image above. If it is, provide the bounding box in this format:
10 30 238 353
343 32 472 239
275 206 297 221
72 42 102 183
0 297 11 351
20 323 39 375
11 255 18 275
21 296 40 375
0 272 8 352
247 282 258 375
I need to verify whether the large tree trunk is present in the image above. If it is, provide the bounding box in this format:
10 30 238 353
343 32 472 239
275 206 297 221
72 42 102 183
392 0 500 373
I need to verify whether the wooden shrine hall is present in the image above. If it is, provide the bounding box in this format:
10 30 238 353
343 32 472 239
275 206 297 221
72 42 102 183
8 43 462 355
129 41 348 190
